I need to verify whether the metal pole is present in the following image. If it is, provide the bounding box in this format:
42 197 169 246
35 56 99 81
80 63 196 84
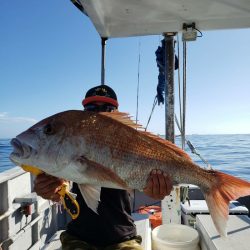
101 37 108 85
182 41 187 148
161 33 181 225
164 33 175 143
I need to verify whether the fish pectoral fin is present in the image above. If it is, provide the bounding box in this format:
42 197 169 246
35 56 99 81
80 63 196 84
78 184 101 214
76 155 128 189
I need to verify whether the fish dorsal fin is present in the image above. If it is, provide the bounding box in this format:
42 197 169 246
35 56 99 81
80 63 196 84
100 112 191 160
100 111 143 130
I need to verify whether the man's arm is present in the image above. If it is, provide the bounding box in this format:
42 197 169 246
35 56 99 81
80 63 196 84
143 170 173 200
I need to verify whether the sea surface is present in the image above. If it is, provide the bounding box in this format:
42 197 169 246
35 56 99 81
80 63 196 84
0 134 250 181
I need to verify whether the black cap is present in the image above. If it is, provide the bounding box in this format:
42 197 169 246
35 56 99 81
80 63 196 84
82 85 118 108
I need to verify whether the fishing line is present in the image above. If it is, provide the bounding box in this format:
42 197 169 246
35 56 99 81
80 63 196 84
135 38 141 125
175 114 211 168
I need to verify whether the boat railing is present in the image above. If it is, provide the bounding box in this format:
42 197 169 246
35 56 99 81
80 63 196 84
0 167 68 250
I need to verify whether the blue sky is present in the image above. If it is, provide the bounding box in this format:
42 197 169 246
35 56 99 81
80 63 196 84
1 1 250 138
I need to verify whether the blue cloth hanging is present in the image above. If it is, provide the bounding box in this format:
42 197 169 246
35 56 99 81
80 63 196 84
155 39 178 105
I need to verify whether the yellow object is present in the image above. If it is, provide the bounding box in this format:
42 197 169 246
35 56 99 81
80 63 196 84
21 165 43 175
58 183 80 220
21 164 80 220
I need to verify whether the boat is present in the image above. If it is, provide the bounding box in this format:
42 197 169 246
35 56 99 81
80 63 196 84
1 1 250 249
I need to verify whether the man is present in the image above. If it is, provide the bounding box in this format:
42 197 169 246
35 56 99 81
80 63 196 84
34 85 173 250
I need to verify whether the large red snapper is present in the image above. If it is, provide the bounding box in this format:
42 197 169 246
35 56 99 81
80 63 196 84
9 110 250 237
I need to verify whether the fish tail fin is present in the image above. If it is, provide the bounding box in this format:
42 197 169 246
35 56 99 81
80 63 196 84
203 171 250 237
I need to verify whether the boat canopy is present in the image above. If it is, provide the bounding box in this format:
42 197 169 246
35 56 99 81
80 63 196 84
73 0 250 38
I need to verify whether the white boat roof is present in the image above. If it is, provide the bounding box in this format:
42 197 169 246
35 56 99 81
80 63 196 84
75 0 250 38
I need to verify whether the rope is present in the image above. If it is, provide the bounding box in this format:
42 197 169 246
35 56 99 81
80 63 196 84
175 35 187 150
175 114 211 168
136 39 141 125
145 96 158 131
175 34 211 169
186 140 211 168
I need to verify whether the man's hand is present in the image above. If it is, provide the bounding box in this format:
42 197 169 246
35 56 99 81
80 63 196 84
143 170 173 200
34 173 66 202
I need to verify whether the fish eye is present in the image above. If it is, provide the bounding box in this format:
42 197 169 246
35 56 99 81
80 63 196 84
43 124 54 135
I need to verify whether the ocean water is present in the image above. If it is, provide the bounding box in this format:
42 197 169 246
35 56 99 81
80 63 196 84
0 134 250 181
0 138 16 172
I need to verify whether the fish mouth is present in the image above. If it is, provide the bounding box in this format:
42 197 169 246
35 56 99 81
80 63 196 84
10 138 34 159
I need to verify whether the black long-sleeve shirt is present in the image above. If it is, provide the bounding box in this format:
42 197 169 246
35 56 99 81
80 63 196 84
67 183 136 247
